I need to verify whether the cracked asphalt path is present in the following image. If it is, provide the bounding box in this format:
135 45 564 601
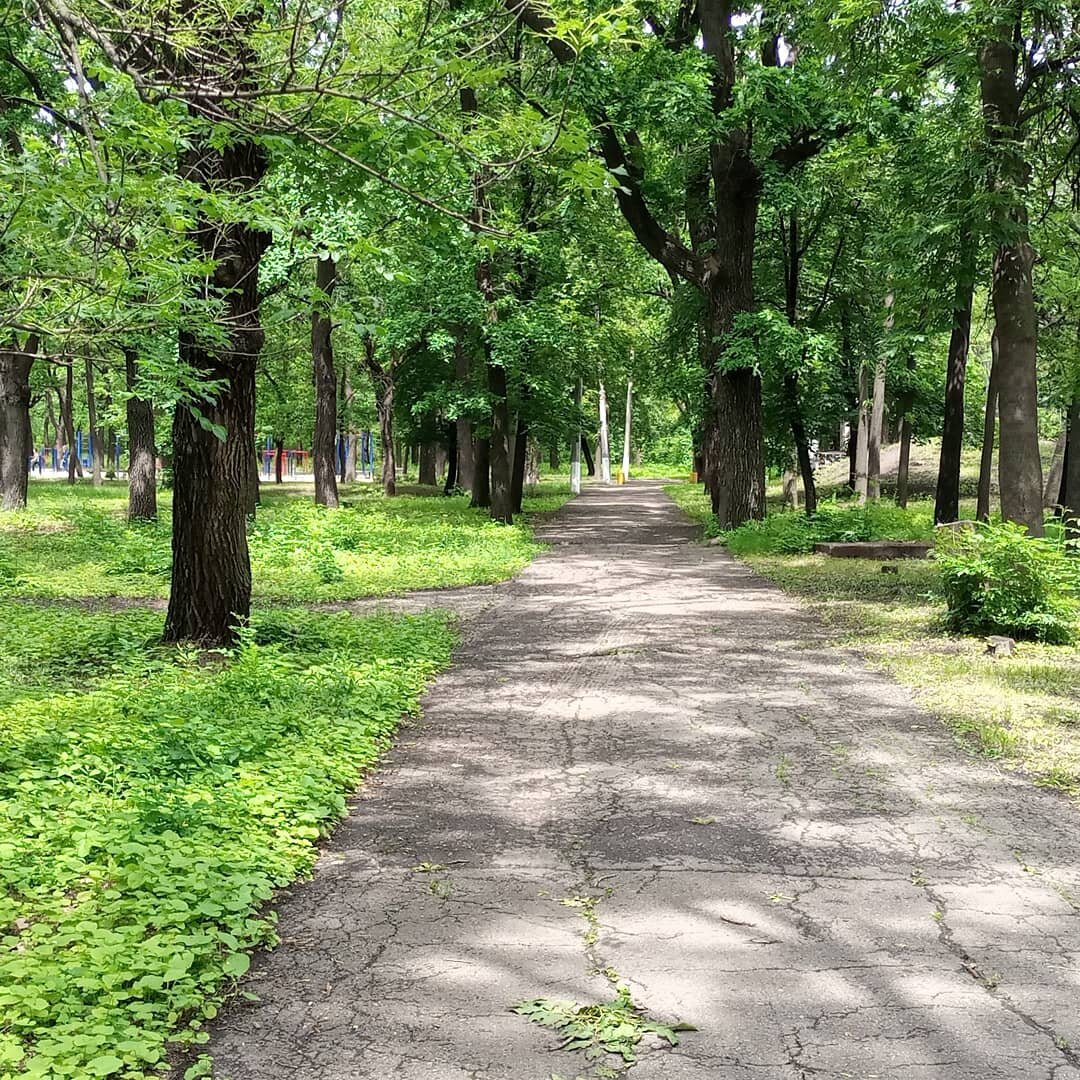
205 481 1080 1080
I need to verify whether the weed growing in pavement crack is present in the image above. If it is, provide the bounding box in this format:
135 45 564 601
775 754 793 788
513 985 695 1070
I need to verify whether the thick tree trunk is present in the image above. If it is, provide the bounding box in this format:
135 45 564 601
980 33 1044 535
312 254 339 508
85 359 104 487
708 366 765 525
0 342 34 510
935 270 975 523
123 348 158 521
487 361 513 524
598 381 612 483
471 436 491 508
164 132 270 645
977 337 999 522
419 441 437 486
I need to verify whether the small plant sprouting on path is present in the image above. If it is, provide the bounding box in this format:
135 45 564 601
513 985 694 1067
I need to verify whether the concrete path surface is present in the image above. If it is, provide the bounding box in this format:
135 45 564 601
205 481 1080 1080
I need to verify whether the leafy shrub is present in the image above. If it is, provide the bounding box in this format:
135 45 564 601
936 522 1079 643
0 604 453 1078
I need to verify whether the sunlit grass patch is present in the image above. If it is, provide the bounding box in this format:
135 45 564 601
0 601 454 1077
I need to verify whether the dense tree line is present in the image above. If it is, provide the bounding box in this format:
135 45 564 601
1 0 1079 644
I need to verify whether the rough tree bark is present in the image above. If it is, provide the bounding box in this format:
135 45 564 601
123 347 157 521
0 339 35 510
419 441 437 486
979 25 1044 535
163 123 270 643
312 253 340 508
471 436 491 508
935 260 975 523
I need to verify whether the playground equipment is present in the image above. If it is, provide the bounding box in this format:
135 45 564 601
260 432 377 479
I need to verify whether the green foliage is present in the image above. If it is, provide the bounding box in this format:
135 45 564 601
936 523 1080 644
666 483 936 553
0 602 454 1078
513 986 692 1066
1 481 570 601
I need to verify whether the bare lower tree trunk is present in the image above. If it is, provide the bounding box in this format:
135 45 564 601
470 436 491 508
977 339 999 522
854 364 870 504
343 361 358 483
621 379 633 481
598 380 612 483
1062 389 1080 541
487 361 514 523
61 362 81 484
274 437 284 484
444 421 458 494
312 254 339 508
581 435 595 477
0 340 34 510
896 415 913 509
868 359 886 500
980 29 1043 536
123 347 157 521
1044 429 1067 510
419 441 437 486
85 359 103 487
935 250 975 523
164 131 270 645
570 378 582 495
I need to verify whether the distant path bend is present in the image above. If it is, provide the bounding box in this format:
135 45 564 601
206 480 1080 1080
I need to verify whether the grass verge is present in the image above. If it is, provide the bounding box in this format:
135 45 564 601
0 602 454 1079
666 482 1080 800
0 480 572 602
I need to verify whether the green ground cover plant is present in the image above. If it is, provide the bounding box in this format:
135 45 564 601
667 482 1080 800
0 481 571 601
0 602 454 1078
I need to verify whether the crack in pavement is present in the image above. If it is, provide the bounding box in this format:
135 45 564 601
201 482 1080 1080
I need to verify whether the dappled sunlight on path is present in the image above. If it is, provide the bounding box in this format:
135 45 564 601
206 481 1080 1080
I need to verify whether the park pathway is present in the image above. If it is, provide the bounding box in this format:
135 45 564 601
206 481 1080 1080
